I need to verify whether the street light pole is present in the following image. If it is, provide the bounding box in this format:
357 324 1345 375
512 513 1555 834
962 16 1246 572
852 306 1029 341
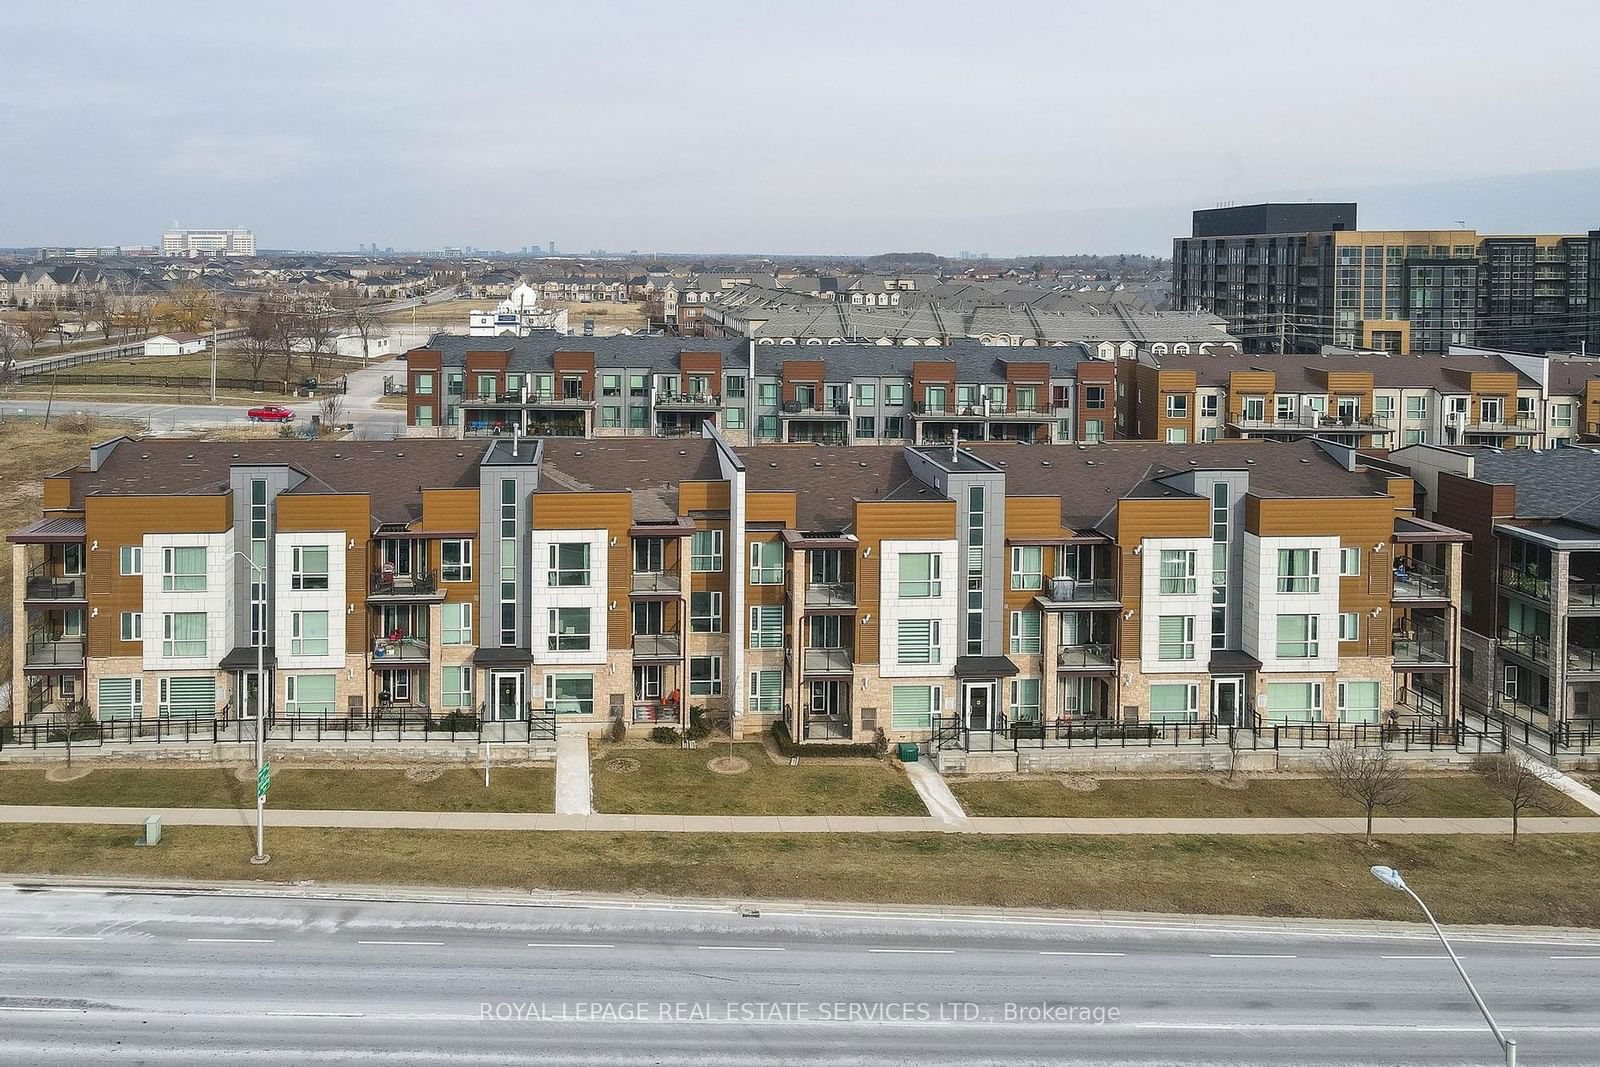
1371 866 1513 1065
233 549 269 865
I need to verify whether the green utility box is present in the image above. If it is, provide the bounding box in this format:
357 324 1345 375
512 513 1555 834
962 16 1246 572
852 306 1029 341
897 742 920 763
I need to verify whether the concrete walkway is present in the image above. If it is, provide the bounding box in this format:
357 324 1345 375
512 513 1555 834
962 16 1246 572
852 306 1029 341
553 730 592 816
903 761 967 826
1521 754 1600 815
4 805 1600 835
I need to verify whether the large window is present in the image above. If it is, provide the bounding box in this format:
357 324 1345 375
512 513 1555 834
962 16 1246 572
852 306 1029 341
689 656 722 696
1339 611 1359 642
1156 616 1195 660
1010 546 1043 591
548 607 592 651
96 677 142 720
161 546 207 592
1266 681 1323 722
291 546 329 591
690 591 722 633
1148 683 1198 723
896 619 941 665
749 670 782 712
161 612 207 658
1276 549 1320 593
285 675 336 718
890 685 942 729
120 611 142 642
1159 549 1197 594
1275 614 1318 659
1339 546 1361 577
120 546 142 576
442 602 473 645
1008 678 1040 722
441 539 473 582
291 610 330 656
749 541 783 584
1008 609 1041 654
898 552 941 597
158 675 216 720
749 605 784 648
547 543 591 587
442 666 474 709
1337 681 1380 723
691 529 723 572
545 673 594 715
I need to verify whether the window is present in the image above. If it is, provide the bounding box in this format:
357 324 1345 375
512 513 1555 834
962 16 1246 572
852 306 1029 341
633 537 664 574
442 666 474 709
1339 611 1359 642
1405 395 1428 421
1553 402 1574 429
285 675 336 718
1008 610 1041 654
442 602 473 645
897 619 941 665
725 374 746 399
1159 549 1197 594
891 685 942 729
1338 681 1380 724
885 383 906 407
120 546 142 576
601 373 621 397
1199 394 1219 418
1009 545 1043 591
1275 614 1318 659
414 372 434 396
629 374 647 397
1164 428 1188 444
1403 429 1424 446
854 416 875 439
547 543 591 587
1374 394 1395 419
756 414 779 441
724 406 745 429
898 552 941 597
291 610 330 656
97 677 142 720
1008 678 1040 722
1082 419 1105 443
161 546 207 592
1165 394 1188 419
1084 385 1106 410
158 675 215 720
116 609 141 642
690 591 722 633
415 404 434 427
749 670 782 712
690 529 723 572
1339 546 1361 577
548 607 592 651
749 605 784 648
1265 681 1323 722
749 541 783 584
291 545 330 591
441 540 473 582
689 656 722 696
757 382 779 406
1157 616 1194 660
600 405 621 428
545 673 594 715
161 611 206 658
1148 683 1198 723
856 382 876 405
883 416 904 439
1276 549 1320 593
629 405 648 429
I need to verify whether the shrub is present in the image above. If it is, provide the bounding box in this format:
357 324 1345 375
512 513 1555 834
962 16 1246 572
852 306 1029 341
770 720 881 760
607 715 627 743
649 726 682 745
685 705 711 742
56 412 93 434
438 710 478 731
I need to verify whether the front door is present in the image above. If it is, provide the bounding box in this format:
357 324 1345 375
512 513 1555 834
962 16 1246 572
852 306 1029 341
1212 676 1242 726
963 681 995 730
492 672 523 721
236 670 264 720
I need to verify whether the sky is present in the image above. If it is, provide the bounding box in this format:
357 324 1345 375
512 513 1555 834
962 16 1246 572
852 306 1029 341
3 1 1599 257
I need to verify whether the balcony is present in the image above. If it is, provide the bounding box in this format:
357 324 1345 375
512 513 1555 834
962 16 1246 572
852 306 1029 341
1464 413 1540 435
371 636 429 664
655 392 720 410
805 582 856 609
1569 581 1600 611
780 400 849 418
1499 629 1550 666
1037 576 1120 608
1392 627 1450 667
24 567 85 602
1499 566 1551 601
1391 556 1449 601
803 647 853 674
631 570 680 595
1057 642 1114 670
632 632 682 660
25 637 85 669
1568 643 1600 675
527 389 594 408
1229 413 1393 434
369 570 445 602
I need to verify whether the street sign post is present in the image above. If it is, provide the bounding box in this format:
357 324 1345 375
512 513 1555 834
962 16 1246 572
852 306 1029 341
257 763 271 800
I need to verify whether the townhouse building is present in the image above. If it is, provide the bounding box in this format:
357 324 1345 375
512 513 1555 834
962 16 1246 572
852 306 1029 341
11 434 1467 758
1383 444 1600 738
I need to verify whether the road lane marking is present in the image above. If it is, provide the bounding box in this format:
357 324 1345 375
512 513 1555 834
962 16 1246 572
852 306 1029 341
0 1006 88 1013
1040 950 1125 957
1208 953 1296 959
1381 954 1452 959
266 1011 366 1018
356 940 444 946
868 948 955 954
1550 954 1600 959
527 942 614 949
188 937 275 944
14 935 102 941
696 945 785 952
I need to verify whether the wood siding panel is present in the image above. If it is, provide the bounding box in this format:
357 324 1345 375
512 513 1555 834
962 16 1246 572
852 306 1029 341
532 492 633 646
678 481 730 514
1113 497 1209 650
42 477 75 512
854 500 957 664
277 494 372 652
746 492 797 526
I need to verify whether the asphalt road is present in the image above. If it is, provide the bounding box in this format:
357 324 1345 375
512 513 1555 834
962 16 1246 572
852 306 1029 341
1 883 1596 1065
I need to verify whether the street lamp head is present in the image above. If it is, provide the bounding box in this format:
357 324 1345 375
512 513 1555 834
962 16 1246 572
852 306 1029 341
1370 865 1409 892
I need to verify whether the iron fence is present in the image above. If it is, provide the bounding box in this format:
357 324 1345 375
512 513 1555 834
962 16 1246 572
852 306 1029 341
0 710 559 752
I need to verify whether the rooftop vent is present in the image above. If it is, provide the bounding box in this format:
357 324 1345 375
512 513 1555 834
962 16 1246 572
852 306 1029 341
1041 460 1051 467
678 449 687 456
769 461 778 468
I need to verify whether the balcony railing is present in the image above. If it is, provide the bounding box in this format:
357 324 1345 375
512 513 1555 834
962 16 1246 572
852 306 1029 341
1499 565 1551 601
655 393 719 409
1057 642 1114 669
1040 576 1119 605
372 636 429 662
631 571 680 594
1465 413 1540 433
1499 629 1550 668
1392 556 1448 600
1568 643 1600 674
1570 581 1600 609
805 582 856 608
24 569 86 601
803 647 853 674
633 633 682 658
1392 628 1450 666
370 570 440 598
25 638 86 668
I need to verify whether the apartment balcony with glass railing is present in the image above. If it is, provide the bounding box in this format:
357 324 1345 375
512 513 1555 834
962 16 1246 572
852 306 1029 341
1057 642 1114 670
24 636 85 669
803 647 853 674
1038 576 1120 607
1392 625 1450 666
805 582 856 609
1391 556 1449 601
1499 565 1551 601
632 632 682 660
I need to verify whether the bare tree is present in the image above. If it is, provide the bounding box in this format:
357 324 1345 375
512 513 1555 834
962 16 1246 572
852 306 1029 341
263 294 306 391
1472 753 1551 846
240 306 276 378
300 309 337 380
0 325 19 423
318 390 344 434
343 299 385 364
18 311 56 354
1316 743 1414 845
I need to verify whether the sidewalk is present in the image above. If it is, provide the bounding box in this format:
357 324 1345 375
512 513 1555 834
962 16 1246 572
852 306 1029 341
4 804 1600 835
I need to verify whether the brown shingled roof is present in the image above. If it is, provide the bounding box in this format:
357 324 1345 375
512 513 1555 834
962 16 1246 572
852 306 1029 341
1150 351 1537 392
740 445 920 533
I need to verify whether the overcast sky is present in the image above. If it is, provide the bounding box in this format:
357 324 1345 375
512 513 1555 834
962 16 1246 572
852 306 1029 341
4 1 1598 256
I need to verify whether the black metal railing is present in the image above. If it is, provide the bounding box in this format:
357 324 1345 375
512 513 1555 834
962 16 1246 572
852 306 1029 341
1056 643 1114 668
1392 627 1450 665
370 570 439 596
1391 557 1448 600
631 571 680 594
24 566 86 601
24 637 86 667
0 711 561 752
1499 566 1551 601
805 582 856 608
1041 577 1118 604
930 714 1502 754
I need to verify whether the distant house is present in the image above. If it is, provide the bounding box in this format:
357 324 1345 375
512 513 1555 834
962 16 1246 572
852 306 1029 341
143 332 207 357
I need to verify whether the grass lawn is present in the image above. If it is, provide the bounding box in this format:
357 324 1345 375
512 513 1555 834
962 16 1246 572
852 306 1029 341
378 298 481 325
0 766 554 813
950 774 1589 819
591 743 924 816
2 825 1598 927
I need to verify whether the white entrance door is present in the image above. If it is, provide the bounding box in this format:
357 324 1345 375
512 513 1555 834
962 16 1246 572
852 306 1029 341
1211 676 1243 726
491 672 523 721
962 681 996 730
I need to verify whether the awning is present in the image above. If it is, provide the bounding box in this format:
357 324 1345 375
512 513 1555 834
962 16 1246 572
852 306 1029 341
955 655 1019 678
220 645 276 669
1394 517 1471 544
473 646 534 665
630 522 696 538
8 517 86 544
1208 649 1262 673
